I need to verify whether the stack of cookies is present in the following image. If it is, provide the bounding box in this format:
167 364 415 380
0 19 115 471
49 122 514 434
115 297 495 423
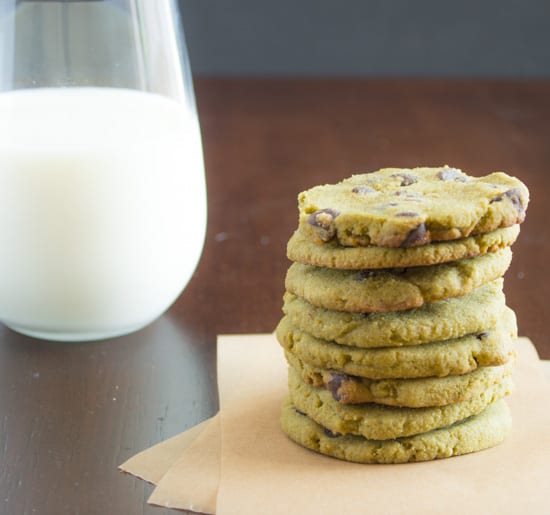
276 166 529 463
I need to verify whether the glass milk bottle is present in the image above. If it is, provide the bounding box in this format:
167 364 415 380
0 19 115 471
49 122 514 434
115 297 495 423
0 0 207 341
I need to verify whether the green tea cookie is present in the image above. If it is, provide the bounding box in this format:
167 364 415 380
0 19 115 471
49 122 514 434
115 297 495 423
276 309 517 380
287 366 512 440
299 166 528 247
280 397 511 464
283 279 505 348
285 248 511 313
287 225 519 270
286 351 514 407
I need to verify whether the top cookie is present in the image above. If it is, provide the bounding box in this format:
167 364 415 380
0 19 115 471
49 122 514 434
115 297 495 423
299 166 528 248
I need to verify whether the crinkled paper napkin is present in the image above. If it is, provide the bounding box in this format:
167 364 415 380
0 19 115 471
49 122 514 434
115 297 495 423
120 335 550 515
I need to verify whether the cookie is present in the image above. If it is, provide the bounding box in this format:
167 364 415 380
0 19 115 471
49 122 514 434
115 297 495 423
299 166 528 248
283 279 505 348
285 247 511 313
286 351 514 407
280 397 511 464
287 366 512 440
287 225 519 270
276 308 517 380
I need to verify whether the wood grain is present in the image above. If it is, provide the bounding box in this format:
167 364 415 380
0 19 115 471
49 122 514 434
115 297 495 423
0 79 548 514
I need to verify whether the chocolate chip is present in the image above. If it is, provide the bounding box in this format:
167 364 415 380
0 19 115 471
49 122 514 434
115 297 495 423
396 211 419 217
394 190 423 198
354 270 377 281
503 188 526 214
294 407 307 416
327 372 360 402
392 267 408 274
437 168 466 181
352 185 376 195
323 428 341 438
490 188 526 218
391 172 418 186
327 373 346 400
476 331 489 340
401 223 428 247
307 208 340 242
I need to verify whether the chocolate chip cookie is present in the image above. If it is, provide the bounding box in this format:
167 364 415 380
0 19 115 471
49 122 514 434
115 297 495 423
286 351 514 407
299 166 528 248
280 396 512 463
287 225 519 269
287 366 512 440
283 279 505 348
285 248 511 313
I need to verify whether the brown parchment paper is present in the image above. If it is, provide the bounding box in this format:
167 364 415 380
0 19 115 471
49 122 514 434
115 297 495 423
215 335 550 515
119 416 212 484
121 336 550 515
147 414 220 514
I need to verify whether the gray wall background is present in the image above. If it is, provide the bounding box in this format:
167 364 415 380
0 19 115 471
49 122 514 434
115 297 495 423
178 0 550 77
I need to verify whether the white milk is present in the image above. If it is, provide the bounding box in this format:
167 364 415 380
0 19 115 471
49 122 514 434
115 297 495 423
0 87 206 340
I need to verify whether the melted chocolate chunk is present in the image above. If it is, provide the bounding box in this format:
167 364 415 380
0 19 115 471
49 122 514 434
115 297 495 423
396 211 420 217
391 172 418 187
307 208 340 242
437 168 467 182
352 185 376 195
401 222 428 247
323 428 341 438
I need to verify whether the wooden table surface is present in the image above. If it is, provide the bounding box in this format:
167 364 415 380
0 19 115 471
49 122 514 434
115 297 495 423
0 78 548 514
